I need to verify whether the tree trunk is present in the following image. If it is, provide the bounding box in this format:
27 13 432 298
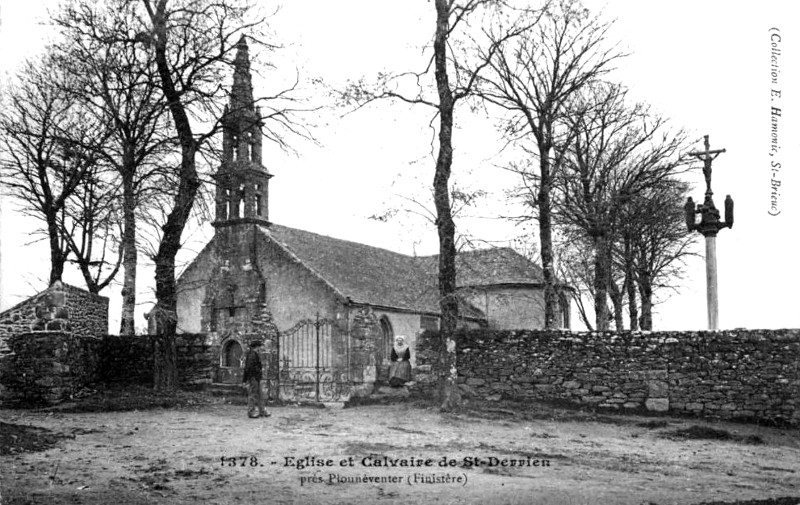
152 333 177 390
593 234 610 330
637 259 653 330
46 213 66 285
73 182 101 294
574 294 595 332
150 144 199 390
147 0 202 390
119 163 137 335
608 279 624 331
638 288 653 330
537 146 558 329
434 0 460 412
152 249 179 389
623 237 639 331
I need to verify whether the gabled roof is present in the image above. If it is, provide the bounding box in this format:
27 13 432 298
452 247 545 286
178 224 557 319
263 224 457 316
419 247 572 288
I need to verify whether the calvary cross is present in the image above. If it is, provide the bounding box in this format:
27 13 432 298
684 135 734 331
688 135 726 197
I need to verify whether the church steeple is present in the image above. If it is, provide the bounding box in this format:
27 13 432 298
231 35 254 120
214 35 271 228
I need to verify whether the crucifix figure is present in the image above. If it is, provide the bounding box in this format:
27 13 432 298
688 135 726 197
683 135 734 331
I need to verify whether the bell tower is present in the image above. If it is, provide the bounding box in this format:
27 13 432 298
213 35 272 228
203 36 275 385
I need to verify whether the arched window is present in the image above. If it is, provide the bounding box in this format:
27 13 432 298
222 340 243 367
255 184 263 216
234 184 245 218
379 316 393 359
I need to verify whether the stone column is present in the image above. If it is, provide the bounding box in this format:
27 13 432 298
705 236 718 330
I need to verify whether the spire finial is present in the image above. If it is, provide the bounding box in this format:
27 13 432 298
230 34 253 114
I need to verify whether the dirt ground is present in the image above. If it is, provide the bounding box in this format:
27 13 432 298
1 396 799 505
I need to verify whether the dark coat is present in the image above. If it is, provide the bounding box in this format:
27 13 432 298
389 347 412 386
242 349 262 382
390 347 411 362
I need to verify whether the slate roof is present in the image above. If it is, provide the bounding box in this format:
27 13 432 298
447 248 545 287
263 224 458 316
179 224 555 319
263 225 565 316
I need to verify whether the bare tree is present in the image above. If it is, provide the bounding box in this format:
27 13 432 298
418 0 471 410
476 0 623 328
342 0 535 411
59 159 124 294
553 82 693 330
553 231 595 329
0 52 108 287
132 0 252 388
131 0 312 389
53 0 176 332
557 83 678 328
621 178 697 330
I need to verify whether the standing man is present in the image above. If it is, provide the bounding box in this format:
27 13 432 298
243 340 269 418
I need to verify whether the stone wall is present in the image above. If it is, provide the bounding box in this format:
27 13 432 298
0 282 109 355
0 333 218 405
99 334 219 387
0 331 102 404
414 329 800 425
411 330 440 398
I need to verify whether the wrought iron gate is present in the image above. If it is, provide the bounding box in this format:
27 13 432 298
278 314 356 401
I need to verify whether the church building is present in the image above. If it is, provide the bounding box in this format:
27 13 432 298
175 37 571 401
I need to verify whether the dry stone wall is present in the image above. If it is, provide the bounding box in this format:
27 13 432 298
0 281 219 405
0 331 102 404
97 334 218 387
0 282 109 355
0 333 218 405
411 330 440 398
413 329 800 425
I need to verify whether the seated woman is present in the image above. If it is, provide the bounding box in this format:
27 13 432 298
388 336 412 387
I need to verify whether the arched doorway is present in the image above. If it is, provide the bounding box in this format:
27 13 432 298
218 339 244 383
378 316 393 381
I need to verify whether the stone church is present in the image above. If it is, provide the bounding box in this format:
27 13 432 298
175 37 571 400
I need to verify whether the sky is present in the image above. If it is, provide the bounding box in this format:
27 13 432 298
0 0 798 332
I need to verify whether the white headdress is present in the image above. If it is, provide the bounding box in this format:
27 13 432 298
393 335 409 355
